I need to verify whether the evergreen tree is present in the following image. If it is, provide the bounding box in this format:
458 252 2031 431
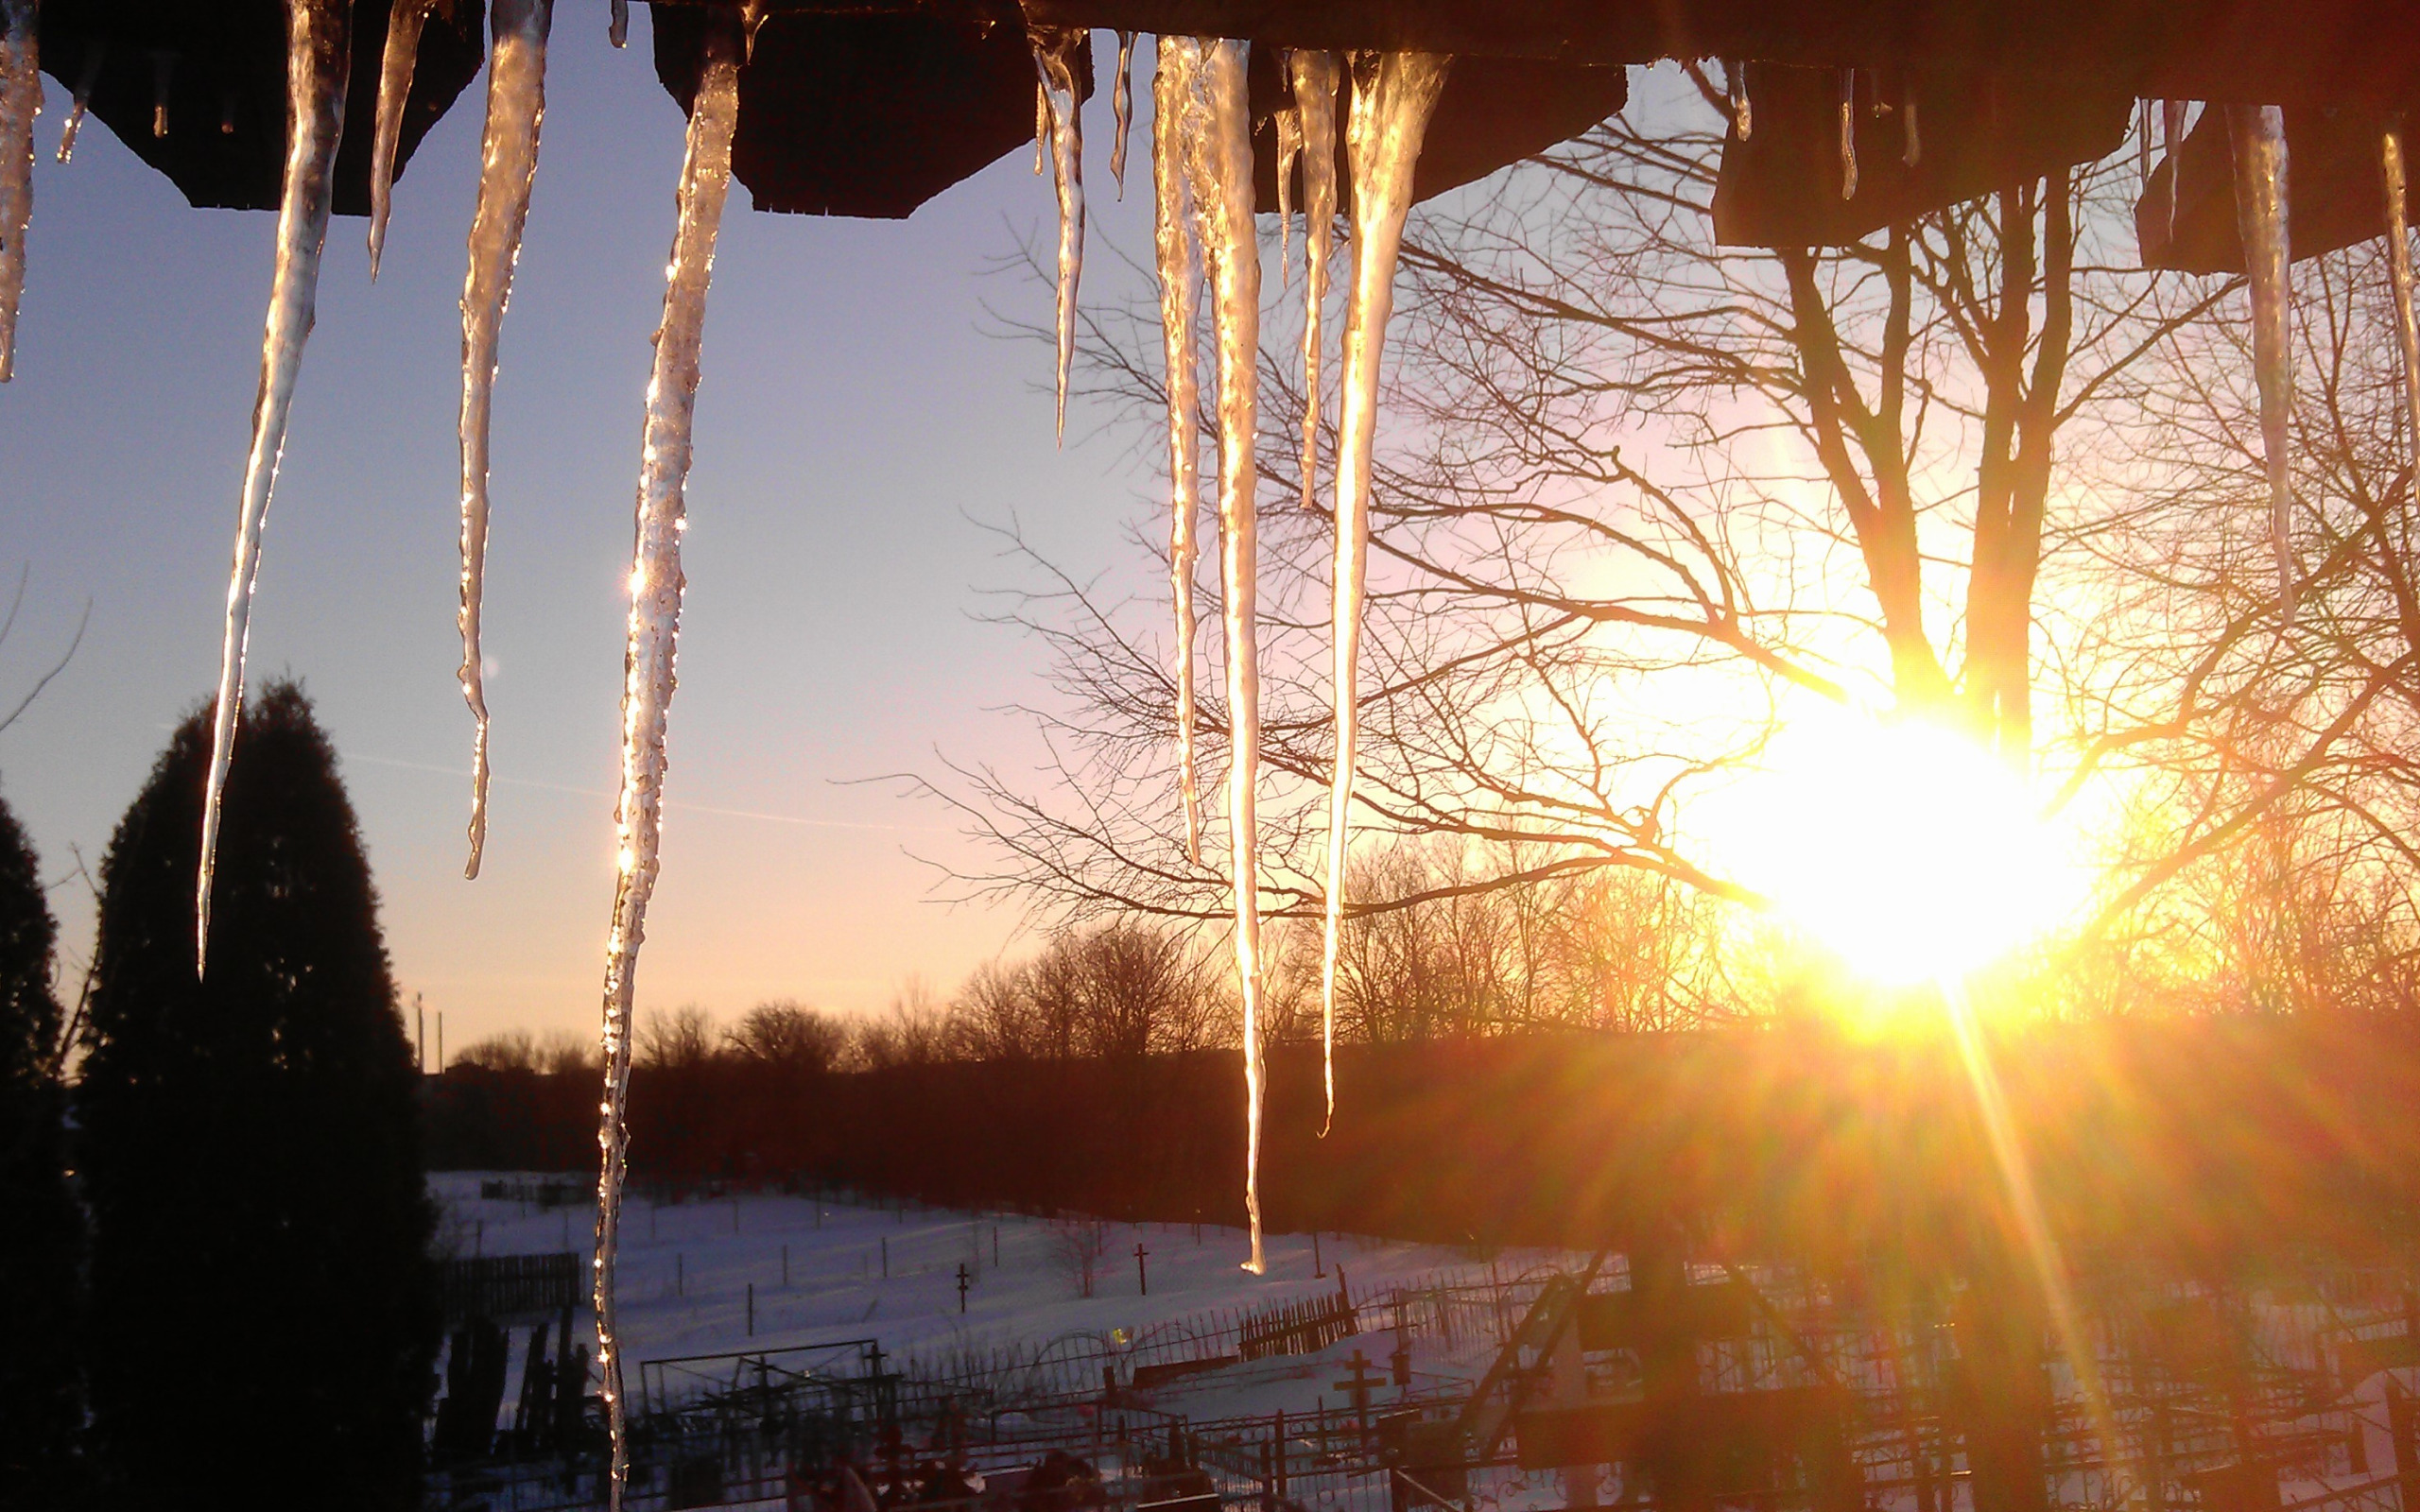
80 684 439 1509
0 785 84 1502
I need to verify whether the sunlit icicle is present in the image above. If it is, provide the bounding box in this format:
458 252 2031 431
149 49 172 137
1110 29 1134 197
1318 50 1447 1140
609 0 628 48
594 7 755 1506
198 0 351 973
1153 38 1205 866
1031 26 1086 441
1275 103 1302 275
1725 59 1751 139
56 42 100 164
1034 81 1046 174
2164 101 2188 239
2137 98 2152 189
1901 89 1919 166
1291 50 1340 512
0 0 37 384
1190 37 1269 1275
2381 123 2420 500
369 0 434 278
1838 69 1858 199
456 0 553 880
2225 104 2296 620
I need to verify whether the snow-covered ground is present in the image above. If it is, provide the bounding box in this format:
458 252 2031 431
431 1173 1575 1420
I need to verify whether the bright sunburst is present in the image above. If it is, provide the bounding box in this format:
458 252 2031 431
1705 708 2085 988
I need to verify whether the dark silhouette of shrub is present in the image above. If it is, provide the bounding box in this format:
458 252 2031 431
0 785 83 1501
80 683 438 1509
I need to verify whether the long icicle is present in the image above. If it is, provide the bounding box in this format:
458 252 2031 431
2226 104 2296 620
1318 51 1447 1139
197 0 351 975
1275 103 1301 277
1192 37 1267 1276
0 0 35 383
1290 51 1340 511
368 0 434 278
1110 29 1134 198
55 41 97 165
594 7 754 1504
1032 26 1086 441
2383 122 2420 484
1153 39 1205 865
457 0 553 880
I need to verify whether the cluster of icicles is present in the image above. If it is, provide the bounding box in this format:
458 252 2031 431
5 1 2420 1499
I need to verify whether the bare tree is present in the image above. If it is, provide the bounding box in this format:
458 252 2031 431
723 1000 850 1074
1047 1215 1108 1298
929 64 2223 955
847 979 955 1072
635 1005 718 1072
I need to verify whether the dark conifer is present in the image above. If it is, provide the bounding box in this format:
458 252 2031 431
0 786 84 1502
80 684 438 1508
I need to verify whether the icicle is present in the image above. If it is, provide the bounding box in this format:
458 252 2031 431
1031 26 1085 442
1838 69 1858 199
1034 82 1047 175
2164 101 2188 240
1725 59 1751 140
149 50 172 138
2137 98 2152 190
1275 104 1302 276
1191 37 1268 1276
370 0 434 279
1291 51 1340 513
2226 104 2296 621
197 0 351 973
56 42 100 165
1902 90 1920 166
2382 123 2420 501
609 0 628 49
594 7 754 1505
1153 38 1205 867
1110 30 1134 198
1319 50 1447 1141
0 0 35 385
457 0 552 881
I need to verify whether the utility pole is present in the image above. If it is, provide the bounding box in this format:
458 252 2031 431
748 1282 755 1336
1314 1231 1324 1278
436 1010 443 1074
881 1237 888 1278
957 1263 971 1314
415 993 425 1074
1135 1242 1151 1297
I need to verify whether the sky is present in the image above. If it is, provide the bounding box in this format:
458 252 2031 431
0 13 1172 1051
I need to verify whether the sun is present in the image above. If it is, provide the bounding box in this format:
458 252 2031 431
1705 708 2083 988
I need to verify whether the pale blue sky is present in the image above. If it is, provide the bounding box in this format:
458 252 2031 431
0 12 1165 1048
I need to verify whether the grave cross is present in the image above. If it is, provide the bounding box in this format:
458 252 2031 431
957 1263 971 1314
1135 1242 1151 1296
1332 1349 1385 1445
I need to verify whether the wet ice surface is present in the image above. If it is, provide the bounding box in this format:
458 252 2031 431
0 0 36 382
456 0 555 879
199 0 352 973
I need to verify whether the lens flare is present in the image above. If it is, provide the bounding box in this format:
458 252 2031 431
1708 709 2083 986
